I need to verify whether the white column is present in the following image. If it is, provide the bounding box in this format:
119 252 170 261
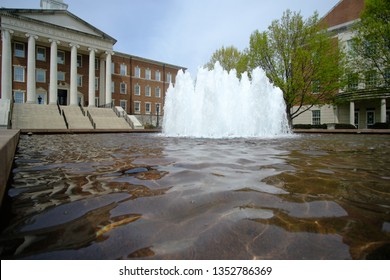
99 57 105 106
69 43 79 106
49 39 59 105
26 34 38 103
380 98 386 123
350 101 355 126
88 48 96 107
1 29 13 100
105 51 113 106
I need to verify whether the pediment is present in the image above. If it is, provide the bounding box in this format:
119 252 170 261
3 9 114 41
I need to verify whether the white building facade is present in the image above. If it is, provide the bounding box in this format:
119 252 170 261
292 0 390 128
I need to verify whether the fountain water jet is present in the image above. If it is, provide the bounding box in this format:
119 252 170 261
163 62 290 138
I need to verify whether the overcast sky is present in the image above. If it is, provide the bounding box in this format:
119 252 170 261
1 0 340 74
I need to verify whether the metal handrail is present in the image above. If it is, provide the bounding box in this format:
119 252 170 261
87 110 96 129
78 102 86 116
62 109 69 129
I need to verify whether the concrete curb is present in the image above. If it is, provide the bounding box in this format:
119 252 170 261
0 129 20 207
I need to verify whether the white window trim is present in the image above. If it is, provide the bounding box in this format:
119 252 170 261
36 68 46 83
13 65 25 82
145 102 151 114
57 50 65 65
134 101 141 113
36 46 46 61
120 82 127 94
14 42 25 58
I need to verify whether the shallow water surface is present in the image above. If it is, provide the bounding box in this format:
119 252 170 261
1 133 389 259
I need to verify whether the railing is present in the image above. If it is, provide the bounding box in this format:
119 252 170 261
61 109 69 129
87 110 96 129
124 115 134 129
56 100 62 115
78 102 86 116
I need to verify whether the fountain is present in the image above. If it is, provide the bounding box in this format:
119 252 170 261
163 62 290 138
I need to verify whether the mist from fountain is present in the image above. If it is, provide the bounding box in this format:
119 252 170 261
163 62 291 138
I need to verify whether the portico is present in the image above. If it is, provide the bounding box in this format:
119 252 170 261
0 8 116 106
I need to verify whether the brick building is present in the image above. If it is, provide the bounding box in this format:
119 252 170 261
0 0 184 128
293 0 390 128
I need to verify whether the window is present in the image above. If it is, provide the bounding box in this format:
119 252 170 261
57 51 65 64
14 66 25 82
384 68 390 87
354 110 359 128
135 66 141 78
77 54 82 68
58 71 65 81
134 84 141 96
77 75 83 87
95 77 99 91
155 70 161 81
13 91 24 103
347 73 359 90
155 87 161 98
166 73 172 83
145 102 151 114
145 85 151 97
312 80 320 94
120 82 127 94
95 58 99 70
365 71 377 88
134 101 141 113
111 62 115 74
120 100 127 110
367 110 375 126
36 46 46 61
120 64 127 76
312 110 321 125
346 39 356 56
36 69 46 83
111 81 115 93
14 42 25 58
145 69 151 80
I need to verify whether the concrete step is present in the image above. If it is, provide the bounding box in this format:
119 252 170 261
61 106 93 129
12 104 66 129
87 108 131 129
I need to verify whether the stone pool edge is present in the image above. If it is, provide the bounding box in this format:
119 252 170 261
0 129 20 207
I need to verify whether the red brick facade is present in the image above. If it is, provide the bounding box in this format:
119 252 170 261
321 0 365 28
0 34 183 115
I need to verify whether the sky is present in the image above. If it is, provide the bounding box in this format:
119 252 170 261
0 0 340 75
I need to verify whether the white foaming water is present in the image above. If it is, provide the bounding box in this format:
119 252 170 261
163 63 291 138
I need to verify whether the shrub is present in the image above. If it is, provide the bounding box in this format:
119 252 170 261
371 122 390 129
335 123 356 129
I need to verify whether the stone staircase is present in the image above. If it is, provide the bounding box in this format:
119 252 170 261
86 107 132 129
12 103 67 129
11 103 141 130
61 106 93 129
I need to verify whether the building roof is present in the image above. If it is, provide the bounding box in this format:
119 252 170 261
0 8 117 44
114 51 187 70
321 0 365 28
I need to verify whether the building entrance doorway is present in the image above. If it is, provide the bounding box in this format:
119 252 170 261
58 89 68 105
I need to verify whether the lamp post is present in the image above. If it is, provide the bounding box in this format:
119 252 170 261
156 105 160 128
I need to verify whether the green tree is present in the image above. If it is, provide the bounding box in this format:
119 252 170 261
248 10 345 125
350 0 390 88
205 46 248 76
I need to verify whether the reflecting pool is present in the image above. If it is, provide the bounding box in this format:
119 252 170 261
0 133 389 259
